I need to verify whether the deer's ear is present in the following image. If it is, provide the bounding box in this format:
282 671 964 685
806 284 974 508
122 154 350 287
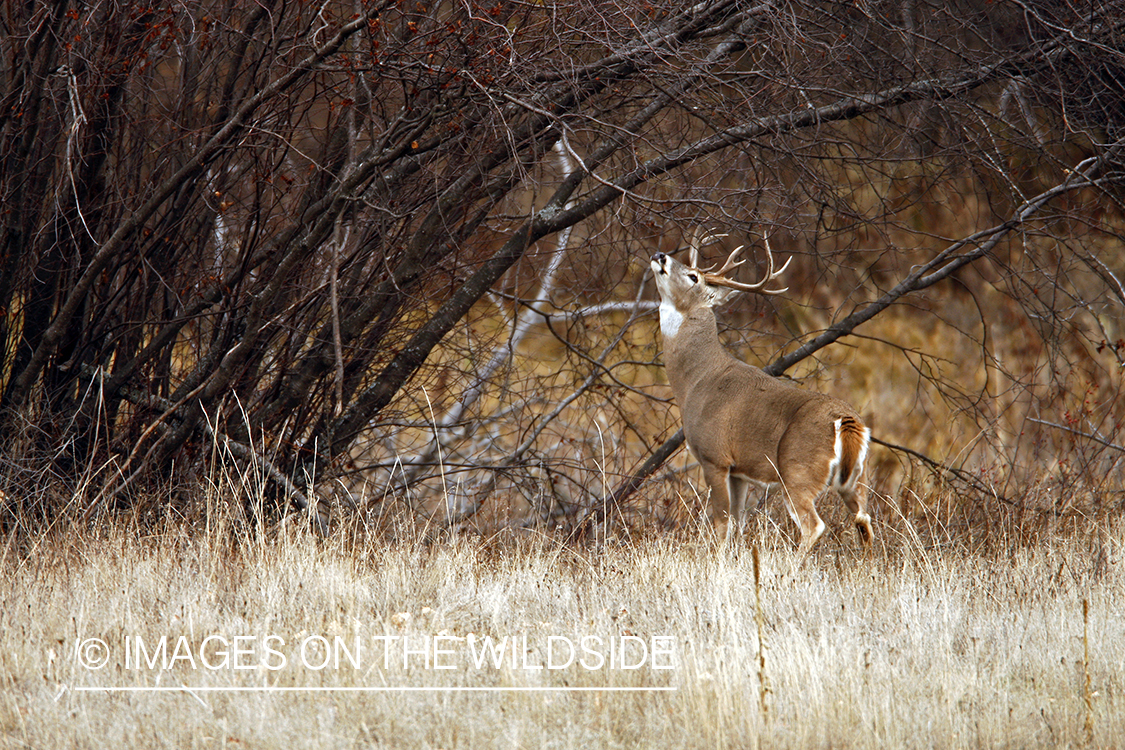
704 284 740 308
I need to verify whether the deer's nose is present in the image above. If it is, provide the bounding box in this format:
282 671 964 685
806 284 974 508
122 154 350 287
653 252 666 263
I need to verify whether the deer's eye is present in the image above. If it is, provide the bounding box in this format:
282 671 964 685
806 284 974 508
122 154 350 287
687 273 698 283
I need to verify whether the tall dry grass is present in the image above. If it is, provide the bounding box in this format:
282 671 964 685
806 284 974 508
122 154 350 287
2 492 1122 749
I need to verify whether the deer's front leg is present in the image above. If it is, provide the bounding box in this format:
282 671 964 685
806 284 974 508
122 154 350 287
701 462 733 542
727 474 753 534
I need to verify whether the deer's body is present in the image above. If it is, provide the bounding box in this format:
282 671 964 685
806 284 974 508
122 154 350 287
652 245 872 552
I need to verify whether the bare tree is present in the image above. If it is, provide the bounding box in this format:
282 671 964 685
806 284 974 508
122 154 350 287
1 0 1123 532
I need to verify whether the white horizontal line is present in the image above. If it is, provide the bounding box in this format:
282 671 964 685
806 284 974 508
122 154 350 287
74 686 676 693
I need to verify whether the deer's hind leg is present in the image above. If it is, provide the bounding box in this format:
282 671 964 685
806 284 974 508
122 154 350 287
776 428 831 554
779 480 826 555
838 482 873 545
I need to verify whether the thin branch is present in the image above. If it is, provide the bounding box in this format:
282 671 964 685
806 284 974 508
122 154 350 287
1028 418 1125 454
867 435 1014 507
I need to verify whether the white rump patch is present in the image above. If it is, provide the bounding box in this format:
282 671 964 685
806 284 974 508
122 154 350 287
659 300 684 339
826 419 843 488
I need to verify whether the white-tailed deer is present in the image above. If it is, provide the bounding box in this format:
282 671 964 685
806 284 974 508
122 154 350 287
650 232 872 553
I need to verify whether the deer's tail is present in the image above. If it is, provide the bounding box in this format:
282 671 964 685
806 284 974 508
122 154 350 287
831 416 870 489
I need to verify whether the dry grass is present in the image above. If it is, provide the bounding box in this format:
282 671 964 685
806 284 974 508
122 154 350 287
2 504 1123 749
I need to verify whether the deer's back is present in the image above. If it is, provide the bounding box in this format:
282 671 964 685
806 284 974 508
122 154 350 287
678 358 860 477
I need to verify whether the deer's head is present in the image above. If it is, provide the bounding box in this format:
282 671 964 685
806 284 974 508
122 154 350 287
650 231 790 336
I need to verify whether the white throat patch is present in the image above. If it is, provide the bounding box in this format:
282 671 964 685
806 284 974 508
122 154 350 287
659 300 684 339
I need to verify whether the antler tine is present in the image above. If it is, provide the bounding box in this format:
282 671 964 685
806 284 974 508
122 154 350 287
686 226 703 269
684 229 730 271
710 245 746 276
761 232 792 288
702 233 791 295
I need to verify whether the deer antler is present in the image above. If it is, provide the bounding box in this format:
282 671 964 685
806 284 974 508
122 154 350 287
685 227 704 269
702 233 791 295
685 227 732 271
709 244 746 276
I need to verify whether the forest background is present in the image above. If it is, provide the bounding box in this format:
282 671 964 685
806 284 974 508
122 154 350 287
1 0 1124 541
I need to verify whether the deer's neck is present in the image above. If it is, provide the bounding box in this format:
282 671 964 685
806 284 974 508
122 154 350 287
661 307 754 393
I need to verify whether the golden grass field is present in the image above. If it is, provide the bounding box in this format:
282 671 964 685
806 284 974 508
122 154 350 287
2 500 1122 749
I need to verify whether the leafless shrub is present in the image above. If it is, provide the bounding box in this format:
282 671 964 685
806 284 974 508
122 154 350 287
1 0 1123 537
